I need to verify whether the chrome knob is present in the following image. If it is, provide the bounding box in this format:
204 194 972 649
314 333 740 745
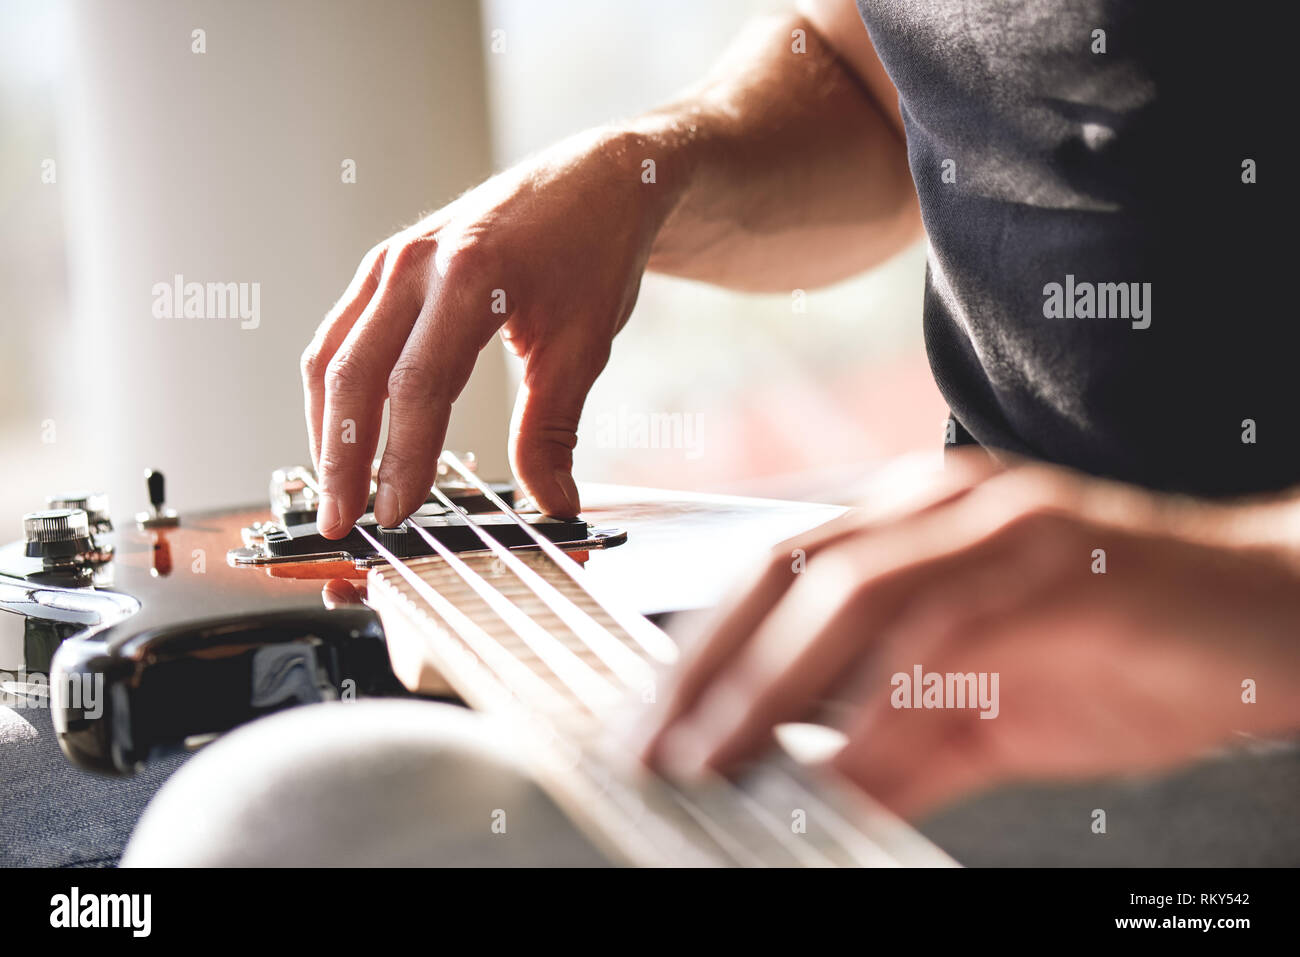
45 491 112 532
23 508 94 564
24 508 89 544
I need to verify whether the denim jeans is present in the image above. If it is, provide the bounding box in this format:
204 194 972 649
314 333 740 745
0 698 186 867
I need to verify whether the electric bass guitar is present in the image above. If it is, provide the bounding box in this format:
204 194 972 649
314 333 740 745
0 453 952 866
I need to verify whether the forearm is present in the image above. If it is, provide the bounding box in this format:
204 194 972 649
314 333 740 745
620 13 920 291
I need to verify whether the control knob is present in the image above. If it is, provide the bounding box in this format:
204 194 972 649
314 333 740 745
46 491 112 533
23 508 94 566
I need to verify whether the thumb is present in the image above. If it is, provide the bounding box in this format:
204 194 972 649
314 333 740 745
508 352 600 518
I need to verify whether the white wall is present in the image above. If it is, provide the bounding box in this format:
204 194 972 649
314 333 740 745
45 0 508 520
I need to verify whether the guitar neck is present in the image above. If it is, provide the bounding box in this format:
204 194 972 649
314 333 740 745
368 550 954 867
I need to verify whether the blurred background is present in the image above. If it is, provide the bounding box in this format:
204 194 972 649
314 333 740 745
0 0 940 529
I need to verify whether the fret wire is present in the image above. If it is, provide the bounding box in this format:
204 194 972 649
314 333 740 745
369 546 743 868
360 544 758 866
388 515 821 864
360 532 710 864
424 483 655 691
428 458 877 863
397 518 619 715
439 451 679 666
345 469 894 867
362 525 782 864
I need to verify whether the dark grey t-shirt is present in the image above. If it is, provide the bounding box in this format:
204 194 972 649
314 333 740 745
856 0 1289 496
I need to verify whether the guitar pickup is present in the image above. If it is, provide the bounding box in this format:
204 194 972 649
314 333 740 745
230 463 626 568
270 510 596 559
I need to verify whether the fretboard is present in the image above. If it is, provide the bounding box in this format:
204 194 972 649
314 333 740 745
367 550 955 867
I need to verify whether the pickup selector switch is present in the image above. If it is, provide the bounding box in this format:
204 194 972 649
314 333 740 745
136 469 180 529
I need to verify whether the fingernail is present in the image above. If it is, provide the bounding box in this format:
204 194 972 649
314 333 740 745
553 469 580 517
317 494 339 537
374 483 399 527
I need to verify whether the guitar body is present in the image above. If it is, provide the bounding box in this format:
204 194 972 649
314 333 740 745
3 471 953 866
4 503 392 775
0 481 841 776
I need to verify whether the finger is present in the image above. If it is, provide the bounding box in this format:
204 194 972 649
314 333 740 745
650 530 964 779
649 489 1070 780
374 275 495 527
301 245 386 471
508 343 608 518
317 263 425 537
636 448 1005 764
832 575 1079 818
832 626 1012 820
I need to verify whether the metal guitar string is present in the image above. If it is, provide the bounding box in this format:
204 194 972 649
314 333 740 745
353 524 570 716
439 451 679 666
422 482 654 691
351 455 853 866
394 509 842 864
327 461 895 864
429 456 894 863
391 516 617 714
355 523 770 865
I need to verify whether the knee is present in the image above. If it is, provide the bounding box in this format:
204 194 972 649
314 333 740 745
123 699 604 866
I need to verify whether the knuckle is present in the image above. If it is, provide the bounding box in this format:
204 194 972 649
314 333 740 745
947 446 1005 485
386 361 441 405
387 235 435 277
806 545 879 607
361 241 389 275
299 344 324 381
442 238 493 280
316 447 358 478
377 457 434 494
983 468 1079 525
996 496 1082 549
520 421 579 452
323 353 372 396
344 243 388 297
843 570 887 611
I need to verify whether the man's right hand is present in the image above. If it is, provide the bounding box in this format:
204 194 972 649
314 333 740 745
301 126 680 536
301 5 918 539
